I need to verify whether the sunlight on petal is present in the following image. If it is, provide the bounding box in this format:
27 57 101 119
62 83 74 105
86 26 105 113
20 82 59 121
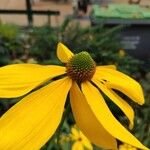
94 68 144 105
80 131 93 150
0 77 72 150
92 78 134 129
82 82 149 150
71 127 80 140
57 42 74 63
96 65 116 70
72 142 83 150
0 64 66 98
70 82 117 149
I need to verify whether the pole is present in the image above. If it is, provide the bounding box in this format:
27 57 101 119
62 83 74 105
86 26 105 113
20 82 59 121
26 0 33 25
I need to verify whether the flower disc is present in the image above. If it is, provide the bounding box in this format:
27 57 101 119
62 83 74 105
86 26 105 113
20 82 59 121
66 51 96 82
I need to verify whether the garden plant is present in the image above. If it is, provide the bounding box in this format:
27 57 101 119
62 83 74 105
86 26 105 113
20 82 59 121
0 20 149 150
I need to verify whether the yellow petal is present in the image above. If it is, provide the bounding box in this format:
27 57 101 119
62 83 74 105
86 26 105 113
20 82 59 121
92 78 134 129
82 82 149 150
57 42 74 63
0 77 72 150
80 131 93 150
96 65 116 70
0 64 66 98
71 127 80 140
72 142 84 150
94 68 144 105
70 82 117 149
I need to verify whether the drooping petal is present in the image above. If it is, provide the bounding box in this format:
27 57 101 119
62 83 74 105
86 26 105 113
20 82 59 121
70 82 117 149
92 78 134 129
0 77 72 150
94 67 144 105
82 82 149 150
0 64 66 98
96 65 116 70
57 42 74 63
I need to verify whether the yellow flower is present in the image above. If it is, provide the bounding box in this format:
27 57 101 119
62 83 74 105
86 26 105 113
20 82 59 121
59 134 70 145
0 43 149 150
119 49 126 57
70 126 93 150
119 143 138 150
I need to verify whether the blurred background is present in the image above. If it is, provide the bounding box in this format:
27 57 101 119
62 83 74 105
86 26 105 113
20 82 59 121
0 0 150 149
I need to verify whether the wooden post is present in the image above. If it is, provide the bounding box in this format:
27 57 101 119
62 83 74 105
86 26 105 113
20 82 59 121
48 14 51 26
26 0 33 25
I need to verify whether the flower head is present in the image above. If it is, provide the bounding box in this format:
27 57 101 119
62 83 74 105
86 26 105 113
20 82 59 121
70 125 93 150
119 49 126 57
0 43 149 150
66 51 96 82
119 143 138 150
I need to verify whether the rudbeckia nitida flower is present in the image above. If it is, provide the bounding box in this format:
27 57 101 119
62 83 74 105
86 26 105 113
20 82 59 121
0 43 149 150
119 143 137 150
70 126 93 150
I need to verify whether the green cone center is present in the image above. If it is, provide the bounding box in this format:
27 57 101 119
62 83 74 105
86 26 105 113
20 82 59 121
66 51 96 82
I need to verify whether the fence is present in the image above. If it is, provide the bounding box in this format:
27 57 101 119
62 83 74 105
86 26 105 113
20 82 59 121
0 0 60 26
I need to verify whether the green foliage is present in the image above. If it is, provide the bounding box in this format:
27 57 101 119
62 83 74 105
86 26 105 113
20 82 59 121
0 23 23 66
29 25 58 62
61 21 121 55
0 23 20 40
